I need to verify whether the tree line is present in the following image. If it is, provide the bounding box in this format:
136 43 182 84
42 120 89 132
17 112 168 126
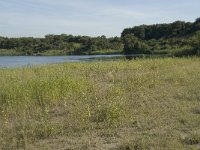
122 17 200 56
0 17 200 56
0 35 123 55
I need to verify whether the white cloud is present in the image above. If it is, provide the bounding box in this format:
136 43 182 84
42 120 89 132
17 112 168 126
0 0 199 37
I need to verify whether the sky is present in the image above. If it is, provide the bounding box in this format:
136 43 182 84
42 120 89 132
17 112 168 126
0 0 199 38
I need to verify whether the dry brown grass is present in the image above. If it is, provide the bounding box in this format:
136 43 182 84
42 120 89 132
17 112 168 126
0 57 200 149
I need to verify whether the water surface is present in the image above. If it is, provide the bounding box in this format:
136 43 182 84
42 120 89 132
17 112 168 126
0 55 123 68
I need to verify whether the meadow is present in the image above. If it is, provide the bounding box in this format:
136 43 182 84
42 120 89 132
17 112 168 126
0 57 200 149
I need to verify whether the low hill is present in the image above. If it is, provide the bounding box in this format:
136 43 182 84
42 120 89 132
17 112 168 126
122 18 200 40
121 18 200 56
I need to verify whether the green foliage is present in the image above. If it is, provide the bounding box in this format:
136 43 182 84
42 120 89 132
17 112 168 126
1 17 200 56
0 35 123 55
121 20 195 40
195 17 200 23
123 34 150 54
193 31 200 54
122 17 200 56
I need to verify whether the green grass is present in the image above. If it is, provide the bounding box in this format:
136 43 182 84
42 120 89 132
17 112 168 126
0 49 122 56
39 50 68 56
0 49 24 56
0 58 200 149
88 49 123 55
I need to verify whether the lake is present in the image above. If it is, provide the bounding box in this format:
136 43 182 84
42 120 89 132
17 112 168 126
0 55 124 68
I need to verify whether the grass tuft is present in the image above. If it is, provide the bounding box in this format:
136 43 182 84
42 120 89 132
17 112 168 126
0 57 200 149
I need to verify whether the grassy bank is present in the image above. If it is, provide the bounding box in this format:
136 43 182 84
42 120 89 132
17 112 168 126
0 49 25 56
0 49 123 56
0 48 197 57
0 58 200 149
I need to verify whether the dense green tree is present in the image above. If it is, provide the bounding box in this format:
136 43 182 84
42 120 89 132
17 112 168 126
121 19 199 40
0 34 123 55
123 34 149 54
121 17 200 56
195 18 200 24
193 31 200 54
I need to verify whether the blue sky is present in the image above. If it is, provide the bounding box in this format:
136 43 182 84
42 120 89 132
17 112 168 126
0 0 199 37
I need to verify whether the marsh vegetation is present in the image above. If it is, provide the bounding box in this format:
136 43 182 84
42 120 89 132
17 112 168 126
0 57 200 149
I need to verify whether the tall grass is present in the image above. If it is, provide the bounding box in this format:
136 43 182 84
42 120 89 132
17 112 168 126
0 49 24 56
0 57 200 149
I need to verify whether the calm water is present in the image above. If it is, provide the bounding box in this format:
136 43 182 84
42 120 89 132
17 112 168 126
0 55 124 68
